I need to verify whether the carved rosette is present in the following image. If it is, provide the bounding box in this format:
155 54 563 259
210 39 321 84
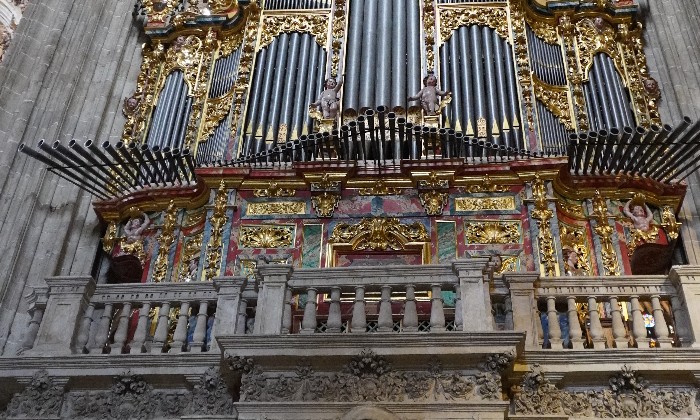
530 176 557 276
153 201 179 282
591 191 620 276
329 217 429 251
438 6 510 46
204 182 229 280
259 12 330 51
532 75 574 130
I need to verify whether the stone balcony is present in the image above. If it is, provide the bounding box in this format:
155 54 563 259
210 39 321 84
4 261 700 418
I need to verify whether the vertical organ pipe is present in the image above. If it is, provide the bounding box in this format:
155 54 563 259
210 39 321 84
293 34 312 137
279 32 302 143
359 0 378 110
243 46 268 153
266 32 290 143
470 26 486 133
345 0 364 111
457 26 473 133
448 33 464 133
406 0 421 103
391 0 407 108
375 0 392 107
483 26 499 138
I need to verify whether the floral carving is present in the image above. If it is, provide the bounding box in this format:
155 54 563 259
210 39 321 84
3 370 64 418
259 13 330 50
311 192 340 218
329 218 429 251
239 225 295 248
465 221 521 244
189 367 234 416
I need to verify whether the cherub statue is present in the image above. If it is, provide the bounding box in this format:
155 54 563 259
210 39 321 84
623 198 654 231
124 213 150 243
408 72 451 116
562 248 584 276
310 76 343 119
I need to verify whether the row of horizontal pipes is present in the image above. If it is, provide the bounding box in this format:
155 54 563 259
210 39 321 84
146 70 192 151
584 53 635 132
343 0 422 113
527 24 567 86
18 140 196 199
227 106 552 168
568 117 700 183
439 25 523 149
242 33 326 157
263 0 331 9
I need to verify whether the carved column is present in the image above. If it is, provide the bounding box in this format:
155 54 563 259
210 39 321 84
630 295 650 348
190 301 209 352
213 276 247 340
430 284 446 332
403 284 419 332
504 272 540 348
452 258 493 332
111 302 132 354
170 301 190 353
31 276 96 355
351 286 367 333
253 265 293 335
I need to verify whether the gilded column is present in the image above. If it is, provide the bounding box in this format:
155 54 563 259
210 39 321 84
153 201 179 282
530 175 556 276
591 190 621 276
204 181 229 280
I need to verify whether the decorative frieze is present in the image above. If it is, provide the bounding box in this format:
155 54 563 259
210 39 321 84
465 221 521 244
239 225 295 248
247 201 305 215
456 196 516 212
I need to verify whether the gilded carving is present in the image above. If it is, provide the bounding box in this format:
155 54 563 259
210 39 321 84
575 18 621 80
177 232 203 282
424 2 437 70
204 182 229 280
530 175 556 276
455 196 516 211
153 201 179 282
258 12 330 51
494 256 519 275
247 201 305 215
229 4 261 139
591 190 620 276
103 222 118 253
329 217 429 251
438 6 509 46
419 190 448 216
253 182 296 197
661 206 681 240
311 192 340 218
532 75 574 130
526 18 558 45
559 222 591 275
465 221 521 244
358 180 400 196
199 89 234 143
417 171 449 189
142 0 178 23
330 0 346 77
559 15 588 131
122 44 164 144
466 175 508 193
219 32 245 62
239 225 295 248
509 0 535 131
557 199 585 220
184 30 218 149
310 173 341 191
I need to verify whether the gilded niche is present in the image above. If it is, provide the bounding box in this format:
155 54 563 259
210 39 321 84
329 218 429 251
465 221 521 244
239 225 295 248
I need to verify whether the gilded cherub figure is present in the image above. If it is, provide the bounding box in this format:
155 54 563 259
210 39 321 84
124 212 151 243
408 72 451 116
311 76 343 119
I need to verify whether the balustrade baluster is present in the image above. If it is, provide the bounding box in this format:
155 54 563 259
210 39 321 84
651 295 671 347
609 296 629 348
546 296 562 348
503 295 513 331
454 284 464 330
567 297 584 349
111 302 132 354
327 287 342 333
190 302 208 352
19 308 44 354
430 284 446 332
403 284 418 332
74 303 94 354
301 288 318 334
587 296 606 349
91 303 113 354
130 303 150 354
630 296 649 348
171 302 190 353
351 286 366 333
282 288 292 334
236 298 248 334
378 286 393 332
151 302 171 353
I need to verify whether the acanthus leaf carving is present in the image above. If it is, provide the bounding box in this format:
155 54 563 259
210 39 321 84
329 217 429 251
3 370 64 418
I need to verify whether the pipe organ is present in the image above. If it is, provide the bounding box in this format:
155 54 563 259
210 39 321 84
110 0 662 164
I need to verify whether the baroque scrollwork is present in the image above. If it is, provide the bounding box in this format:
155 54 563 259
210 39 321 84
559 222 591 275
330 0 346 77
661 206 681 240
466 175 508 193
199 89 234 143
204 182 229 280
509 0 535 131
236 350 507 403
513 364 696 418
239 225 295 248
530 175 556 276
253 181 296 197
259 12 330 51
532 75 574 130
465 221 521 244
591 190 620 276
311 192 340 218
358 180 401 196
419 190 449 216
153 201 178 282
438 6 509 46
3 370 64 418
330 218 429 251
455 196 516 211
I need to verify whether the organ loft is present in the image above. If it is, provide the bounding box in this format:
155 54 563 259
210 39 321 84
3 0 700 418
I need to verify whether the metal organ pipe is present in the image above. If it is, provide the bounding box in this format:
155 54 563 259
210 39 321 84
292 35 312 137
359 0 378 110
406 0 421 101
375 0 392 107
458 26 473 133
597 54 623 129
255 38 281 151
504 40 522 149
344 0 364 111
391 0 407 108
483 26 499 139
304 39 323 132
266 32 290 143
279 32 302 143
492 31 509 146
243 46 268 155
448 32 464 132
470 25 486 134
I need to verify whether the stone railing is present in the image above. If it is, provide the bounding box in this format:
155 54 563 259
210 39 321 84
22 276 249 356
505 267 700 350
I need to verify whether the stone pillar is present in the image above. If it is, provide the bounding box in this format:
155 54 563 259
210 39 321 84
669 266 700 347
504 272 540 349
213 276 247 343
253 264 293 335
30 276 96 355
452 258 492 332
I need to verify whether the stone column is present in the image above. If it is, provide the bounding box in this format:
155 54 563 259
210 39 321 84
213 276 247 344
253 264 293 335
669 266 700 347
504 272 540 349
30 276 96 355
452 258 492 332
